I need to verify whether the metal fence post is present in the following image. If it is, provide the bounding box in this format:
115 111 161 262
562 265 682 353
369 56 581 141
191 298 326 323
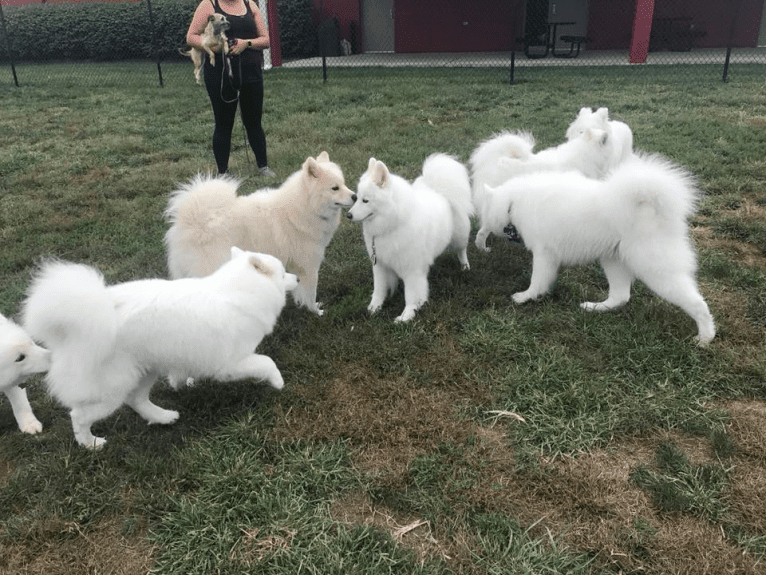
722 0 743 83
144 0 164 87
0 0 19 87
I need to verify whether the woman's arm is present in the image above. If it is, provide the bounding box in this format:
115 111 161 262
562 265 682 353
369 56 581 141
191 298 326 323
185 1 216 51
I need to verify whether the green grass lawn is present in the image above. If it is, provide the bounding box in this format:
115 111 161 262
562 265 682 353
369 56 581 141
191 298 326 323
1 62 765 574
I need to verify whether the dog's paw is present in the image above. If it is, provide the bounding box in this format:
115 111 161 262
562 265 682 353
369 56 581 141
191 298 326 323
474 238 490 252
368 302 382 315
461 263 471 271
20 416 43 435
268 373 285 390
580 301 604 312
313 302 325 317
580 300 622 312
154 409 180 425
83 437 107 450
395 309 416 323
696 333 715 347
512 292 533 304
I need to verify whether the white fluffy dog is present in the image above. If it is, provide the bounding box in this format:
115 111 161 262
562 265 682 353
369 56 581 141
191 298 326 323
471 107 635 252
472 127 617 251
165 152 355 316
347 154 473 322
565 106 634 166
0 313 50 434
481 153 715 344
22 248 298 448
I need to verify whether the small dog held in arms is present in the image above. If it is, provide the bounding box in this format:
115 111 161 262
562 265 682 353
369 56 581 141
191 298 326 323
164 152 355 316
0 313 50 435
479 153 715 344
347 154 473 322
180 13 230 85
22 248 298 448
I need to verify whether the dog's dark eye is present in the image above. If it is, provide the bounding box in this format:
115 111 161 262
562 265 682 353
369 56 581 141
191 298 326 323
15 352 26 363
332 186 339 191
362 199 369 203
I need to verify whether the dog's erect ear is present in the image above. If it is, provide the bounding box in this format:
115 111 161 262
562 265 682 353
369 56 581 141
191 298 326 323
576 106 592 118
370 160 389 188
248 254 274 276
317 151 330 163
304 157 324 180
231 246 245 259
594 107 609 124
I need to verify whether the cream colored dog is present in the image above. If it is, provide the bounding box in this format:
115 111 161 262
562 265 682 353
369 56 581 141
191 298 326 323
165 152 356 315
180 13 230 85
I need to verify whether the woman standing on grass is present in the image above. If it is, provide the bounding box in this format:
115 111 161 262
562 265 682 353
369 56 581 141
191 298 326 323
186 0 275 177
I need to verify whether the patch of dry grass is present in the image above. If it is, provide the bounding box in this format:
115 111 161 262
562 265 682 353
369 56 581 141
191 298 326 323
0 517 154 575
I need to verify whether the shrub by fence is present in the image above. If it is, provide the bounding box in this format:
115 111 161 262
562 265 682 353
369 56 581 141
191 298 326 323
0 0 197 62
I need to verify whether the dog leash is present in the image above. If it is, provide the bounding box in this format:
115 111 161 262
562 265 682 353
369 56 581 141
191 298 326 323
220 48 241 104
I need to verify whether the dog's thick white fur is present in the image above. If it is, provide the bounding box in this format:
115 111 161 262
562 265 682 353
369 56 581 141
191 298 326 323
471 124 627 252
164 152 355 316
481 153 715 344
0 313 50 434
347 154 474 322
22 248 298 449
180 13 230 85
565 106 634 167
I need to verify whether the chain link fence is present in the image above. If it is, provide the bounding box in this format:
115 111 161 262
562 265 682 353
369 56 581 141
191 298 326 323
0 0 764 86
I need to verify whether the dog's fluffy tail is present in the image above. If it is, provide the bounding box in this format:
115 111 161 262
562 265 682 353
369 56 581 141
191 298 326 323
611 152 699 225
469 131 535 212
164 173 240 279
421 153 474 218
22 260 118 402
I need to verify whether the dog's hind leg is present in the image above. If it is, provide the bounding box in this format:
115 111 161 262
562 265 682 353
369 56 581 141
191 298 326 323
126 374 180 426
218 354 284 390
70 402 122 449
475 226 492 252
513 252 559 304
581 257 633 311
4 386 42 434
640 273 716 345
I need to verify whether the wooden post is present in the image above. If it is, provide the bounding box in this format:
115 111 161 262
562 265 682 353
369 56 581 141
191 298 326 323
629 0 655 63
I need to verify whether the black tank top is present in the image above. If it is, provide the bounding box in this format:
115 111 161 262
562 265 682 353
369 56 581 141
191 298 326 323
207 0 263 83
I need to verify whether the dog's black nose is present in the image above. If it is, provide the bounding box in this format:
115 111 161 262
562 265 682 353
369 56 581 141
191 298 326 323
346 212 353 220
351 194 357 202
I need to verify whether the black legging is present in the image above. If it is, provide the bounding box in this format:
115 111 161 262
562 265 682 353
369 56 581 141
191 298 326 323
204 70 267 174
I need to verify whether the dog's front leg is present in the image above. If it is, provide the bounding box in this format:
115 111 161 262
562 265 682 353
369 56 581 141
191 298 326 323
219 354 284 390
513 252 559 304
369 265 397 314
397 272 429 322
4 386 42 434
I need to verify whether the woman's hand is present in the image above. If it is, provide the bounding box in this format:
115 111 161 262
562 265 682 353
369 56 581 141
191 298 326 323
228 39 250 55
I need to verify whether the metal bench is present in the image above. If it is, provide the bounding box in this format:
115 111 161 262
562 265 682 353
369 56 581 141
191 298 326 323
554 35 588 58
